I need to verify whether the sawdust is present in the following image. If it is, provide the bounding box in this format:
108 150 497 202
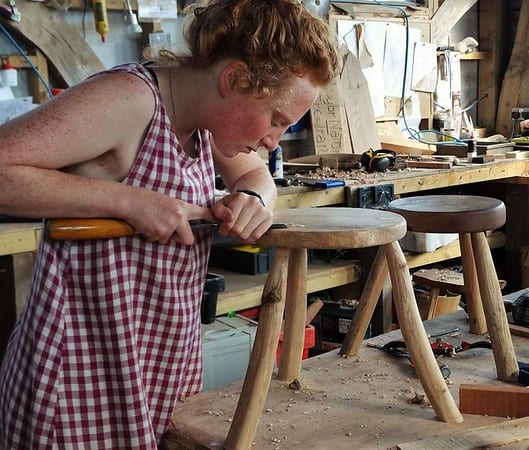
294 166 412 185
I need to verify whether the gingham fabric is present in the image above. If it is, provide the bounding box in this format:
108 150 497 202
0 63 216 449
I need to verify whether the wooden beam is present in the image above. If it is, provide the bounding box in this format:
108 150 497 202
496 1 529 137
0 1 104 87
431 0 478 44
397 416 529 450
459 384 529 418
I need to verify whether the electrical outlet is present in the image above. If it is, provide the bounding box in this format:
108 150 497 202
512 107 529 119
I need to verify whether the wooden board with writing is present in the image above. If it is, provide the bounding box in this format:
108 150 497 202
310 77 353 155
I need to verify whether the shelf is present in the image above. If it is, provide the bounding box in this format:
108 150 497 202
212 259 361 315
405 232 506 269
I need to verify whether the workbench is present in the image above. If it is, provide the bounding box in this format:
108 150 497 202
165 309 529 449
3 158 529 347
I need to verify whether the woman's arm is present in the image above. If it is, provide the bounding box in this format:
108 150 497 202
212 147 277 240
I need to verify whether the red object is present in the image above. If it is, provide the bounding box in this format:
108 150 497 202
3 58 15 70
51 88 65 96
238 307 260 320
276 325 316 367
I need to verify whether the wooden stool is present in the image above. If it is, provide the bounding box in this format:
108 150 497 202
388 195 519 383
164 207 462 450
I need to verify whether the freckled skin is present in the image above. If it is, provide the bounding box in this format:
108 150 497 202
0 60 318 243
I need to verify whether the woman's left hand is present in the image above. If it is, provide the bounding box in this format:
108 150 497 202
212 190 273 242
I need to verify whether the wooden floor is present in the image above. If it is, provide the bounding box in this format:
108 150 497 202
167 310 529 449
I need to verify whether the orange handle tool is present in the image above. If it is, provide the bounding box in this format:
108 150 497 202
47 218 136 240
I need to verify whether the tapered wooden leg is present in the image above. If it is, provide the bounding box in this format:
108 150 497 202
471 232 519 382
278 248 307 381
385 241 463 423
340 247 387 356
459 232 487 334
225 248 289 450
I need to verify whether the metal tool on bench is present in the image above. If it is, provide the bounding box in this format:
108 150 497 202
47 218 287 240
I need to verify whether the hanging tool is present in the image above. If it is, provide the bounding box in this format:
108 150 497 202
46 218 287 240
93 0 109 42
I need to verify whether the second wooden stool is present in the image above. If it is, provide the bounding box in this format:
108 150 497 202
388 195 519 383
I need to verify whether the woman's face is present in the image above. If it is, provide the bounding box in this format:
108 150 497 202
210 75 319 158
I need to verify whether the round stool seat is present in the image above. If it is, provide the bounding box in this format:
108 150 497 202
257 207 406 249
388 195 506 234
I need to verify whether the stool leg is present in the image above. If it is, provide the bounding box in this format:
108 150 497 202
459 232 487 334
225 247 289 450
384 241 463 423
471 232 519 382
278 248 307 381
340 247 387 356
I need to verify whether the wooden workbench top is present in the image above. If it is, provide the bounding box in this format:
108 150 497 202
3 158 529 256
0 221 42 256
168 310 529 449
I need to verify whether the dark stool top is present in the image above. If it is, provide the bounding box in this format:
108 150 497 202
257 207 406 249
388 195 506 233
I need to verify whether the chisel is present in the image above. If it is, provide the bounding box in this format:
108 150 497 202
46 218 286 240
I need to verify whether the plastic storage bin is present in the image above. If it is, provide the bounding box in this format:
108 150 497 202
201 315 258 390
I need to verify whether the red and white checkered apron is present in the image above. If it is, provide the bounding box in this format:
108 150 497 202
0 63 216 449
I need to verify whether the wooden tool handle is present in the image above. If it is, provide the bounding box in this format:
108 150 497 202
47 218 136 240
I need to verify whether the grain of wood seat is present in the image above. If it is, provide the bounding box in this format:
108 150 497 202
389 195 519 383
163 208 462 450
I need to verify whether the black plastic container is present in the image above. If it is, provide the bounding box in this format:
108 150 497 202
201 273 225 324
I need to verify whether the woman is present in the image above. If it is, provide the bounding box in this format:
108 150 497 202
0 0 339 447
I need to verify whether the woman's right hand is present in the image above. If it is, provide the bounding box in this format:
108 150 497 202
124 189 215 245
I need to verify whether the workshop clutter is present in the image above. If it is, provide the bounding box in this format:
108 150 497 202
308 297 370 353
414 288 461 321
209 245 274 275
201 272 225 325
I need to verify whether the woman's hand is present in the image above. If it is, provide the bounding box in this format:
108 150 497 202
125 189 216 245
212 190 273 242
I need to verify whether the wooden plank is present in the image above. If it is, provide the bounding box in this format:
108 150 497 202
275 187 345 210
340 53 380 154
459 384 529 418
510 323 529 339
431 0 478 44
0 223 42 257
309 77 353 155
496 1 529 137
404 233 505 269
397 417 529 450
406 161 453 169
477 0 501 136
214 261 360 315
0 0 104 87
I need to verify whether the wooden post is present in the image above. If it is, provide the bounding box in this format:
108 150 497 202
385 241 463 423
225 248 289 450
340 247 387 356
459 232 487 334
277 248 307 381
471 232 519 382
